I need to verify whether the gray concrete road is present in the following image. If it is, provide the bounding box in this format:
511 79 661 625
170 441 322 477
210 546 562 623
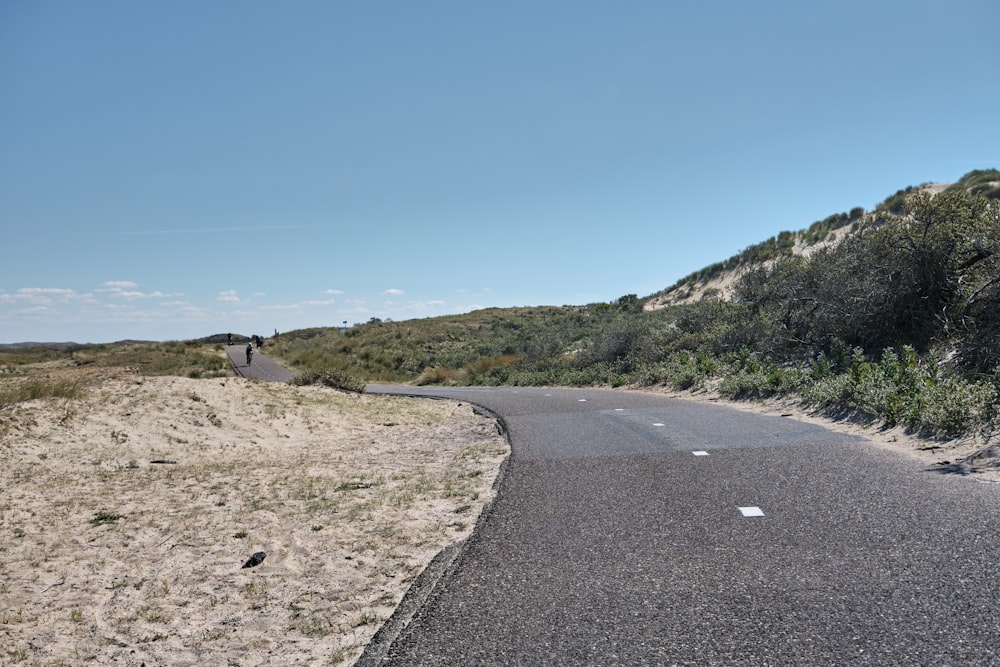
361 385 1000 666
224 343 294 383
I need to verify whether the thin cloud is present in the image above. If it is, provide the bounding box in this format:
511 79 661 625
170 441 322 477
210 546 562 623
324 289 345 295
18 287 78 297
102 280 138 289
217 290 243 304
11 288 84 306
13 305 53 316
104 285 179 301
389 300 449 315
383 288 405 296
261 304 303 312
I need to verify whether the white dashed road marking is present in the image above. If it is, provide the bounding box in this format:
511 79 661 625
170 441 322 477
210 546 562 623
739 506 765 517
692 451 709 456
652 423 664 427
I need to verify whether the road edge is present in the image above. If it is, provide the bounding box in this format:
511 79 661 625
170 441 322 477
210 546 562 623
354 394 513 666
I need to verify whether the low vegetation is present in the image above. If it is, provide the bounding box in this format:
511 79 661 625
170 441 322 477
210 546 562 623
265 171 1000 443
0 341 229 409
291 368 367 394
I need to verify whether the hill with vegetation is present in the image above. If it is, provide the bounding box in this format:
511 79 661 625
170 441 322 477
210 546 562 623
647 169 1000 307
266 169 1000 445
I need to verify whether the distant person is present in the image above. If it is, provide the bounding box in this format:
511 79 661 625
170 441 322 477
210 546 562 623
227 333 232 346
245 342 253 366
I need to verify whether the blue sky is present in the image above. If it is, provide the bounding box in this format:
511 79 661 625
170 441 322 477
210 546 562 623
2 1 998 343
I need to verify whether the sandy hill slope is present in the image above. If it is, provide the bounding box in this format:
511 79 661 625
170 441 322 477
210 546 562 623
644 179 982 310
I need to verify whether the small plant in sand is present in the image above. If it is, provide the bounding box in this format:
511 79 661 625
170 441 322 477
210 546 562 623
89 510 124 526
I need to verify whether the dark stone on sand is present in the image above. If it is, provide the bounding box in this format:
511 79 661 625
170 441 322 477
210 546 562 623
242 552 266 568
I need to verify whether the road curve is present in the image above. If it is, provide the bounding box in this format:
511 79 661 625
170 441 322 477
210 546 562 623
361 384 1000 666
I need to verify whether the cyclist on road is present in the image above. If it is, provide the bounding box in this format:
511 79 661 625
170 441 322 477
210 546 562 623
245 342 253 366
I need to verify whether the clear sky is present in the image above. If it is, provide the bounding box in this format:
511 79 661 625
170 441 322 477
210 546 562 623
2 1 998 343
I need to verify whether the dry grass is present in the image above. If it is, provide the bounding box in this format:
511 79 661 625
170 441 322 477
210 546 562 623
0 368 508 666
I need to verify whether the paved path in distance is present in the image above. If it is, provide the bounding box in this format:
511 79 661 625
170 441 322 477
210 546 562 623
224 343 295 383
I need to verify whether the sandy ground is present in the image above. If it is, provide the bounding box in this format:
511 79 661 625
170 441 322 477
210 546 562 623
0 375 508 666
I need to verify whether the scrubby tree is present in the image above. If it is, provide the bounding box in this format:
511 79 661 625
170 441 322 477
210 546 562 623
733 188 1000 362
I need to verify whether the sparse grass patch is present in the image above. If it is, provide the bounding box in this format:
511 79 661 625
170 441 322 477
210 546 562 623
0 376 85 408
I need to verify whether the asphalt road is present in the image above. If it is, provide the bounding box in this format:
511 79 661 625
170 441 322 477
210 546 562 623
361 385 1000 666
224 343 295 383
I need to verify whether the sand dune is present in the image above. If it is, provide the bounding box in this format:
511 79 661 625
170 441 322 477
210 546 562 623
1 375 508 666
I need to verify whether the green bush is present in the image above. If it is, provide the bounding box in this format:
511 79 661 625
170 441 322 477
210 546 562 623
913 377 997 437
715 361 805 400
717 370 773 400
800 373 855 410
847 347 923 426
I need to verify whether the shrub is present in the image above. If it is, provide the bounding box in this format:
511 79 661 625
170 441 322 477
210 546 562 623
416 366 466 386
913 377 997 437
801 373 855 410
291 368 366 394
718 370 773 400
848 347 924 426
635 351 720 391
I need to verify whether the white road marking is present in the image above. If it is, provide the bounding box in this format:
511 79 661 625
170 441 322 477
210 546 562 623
692 451 709 456
578 399 587 402
652 423 664 427
614 408 625 411
739 506 765 517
